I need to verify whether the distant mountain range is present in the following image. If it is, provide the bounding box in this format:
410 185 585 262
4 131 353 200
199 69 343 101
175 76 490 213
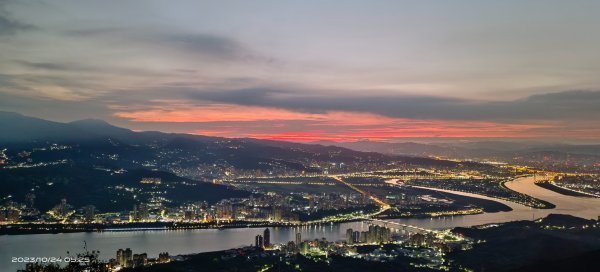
2 111 596 210
2 111 598 166
313 139 600 173
2 111 598 171
0 111 206 144
0 111 492 211
314 140 600 160
1 111 477 174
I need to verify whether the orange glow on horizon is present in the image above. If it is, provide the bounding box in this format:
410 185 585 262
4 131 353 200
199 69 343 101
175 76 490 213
113 103 328 122
113 102 575 142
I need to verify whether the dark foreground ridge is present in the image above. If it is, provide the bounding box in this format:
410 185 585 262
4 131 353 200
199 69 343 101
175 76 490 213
450 214 600 272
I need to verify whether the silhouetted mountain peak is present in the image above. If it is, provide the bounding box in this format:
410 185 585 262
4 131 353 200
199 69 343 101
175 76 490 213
0 111 25 118
0 112 133 143
69 118 131 132
68 118 141 143
70 118 112 126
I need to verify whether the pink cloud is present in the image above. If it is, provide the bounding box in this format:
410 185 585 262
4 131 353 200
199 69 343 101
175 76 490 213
113 102 584 141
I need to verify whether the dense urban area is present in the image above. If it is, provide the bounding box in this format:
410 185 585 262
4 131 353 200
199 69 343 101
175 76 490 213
2 114 600 272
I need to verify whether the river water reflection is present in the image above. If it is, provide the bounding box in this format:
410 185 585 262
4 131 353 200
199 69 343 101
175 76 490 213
2 222 371 271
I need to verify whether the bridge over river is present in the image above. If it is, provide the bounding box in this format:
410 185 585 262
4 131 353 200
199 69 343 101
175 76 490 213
366 218 434 234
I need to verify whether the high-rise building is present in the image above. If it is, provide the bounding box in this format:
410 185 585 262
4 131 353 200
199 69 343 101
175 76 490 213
54 198 69 217
410 233 426 246
132 205 138 221
216 200 233 220
384 227 391 242
116 249 125 267
132 253 148 267
134 203 149 221
255 234 264 248
346 228 353 244
158 252 170 263
272 207 283 222
141 204 148 220
263 228 271 248
295 232 302 245
359 225 394 244
367 225 375 243
116 248 134 267
124 248 133 267
25 193 35 208
184 210 196 221
83 205 95 222
353 231 360 243
286 241 296 253
301 241 309 254
4 208 19 222
359 231 368 243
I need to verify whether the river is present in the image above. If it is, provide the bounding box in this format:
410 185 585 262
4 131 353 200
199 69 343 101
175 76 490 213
399 176 600 229
3 176 600 271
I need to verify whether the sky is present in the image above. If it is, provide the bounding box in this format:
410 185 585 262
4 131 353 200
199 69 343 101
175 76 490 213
1 0 600 143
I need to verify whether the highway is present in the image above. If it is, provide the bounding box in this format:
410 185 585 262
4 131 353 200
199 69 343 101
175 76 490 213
329 175 391 209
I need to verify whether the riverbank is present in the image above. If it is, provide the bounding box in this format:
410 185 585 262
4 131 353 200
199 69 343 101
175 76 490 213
535 180 595 198
0 220 345 236
504 176 600 220
0 209 482 236
1 189 513 236
499 179 555 209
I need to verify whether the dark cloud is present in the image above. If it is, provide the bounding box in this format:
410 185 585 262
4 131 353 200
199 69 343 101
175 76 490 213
0 15 33 35
167 33 251 60
0 91 110 121
63 27 123 37
11 60 164 78
13 60 74 71
63 27 264 62
0 3 34 36
185 88 600 121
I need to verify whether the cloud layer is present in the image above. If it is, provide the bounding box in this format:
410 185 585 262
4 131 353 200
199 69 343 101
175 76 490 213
1 1 600 142
185 88 600 121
